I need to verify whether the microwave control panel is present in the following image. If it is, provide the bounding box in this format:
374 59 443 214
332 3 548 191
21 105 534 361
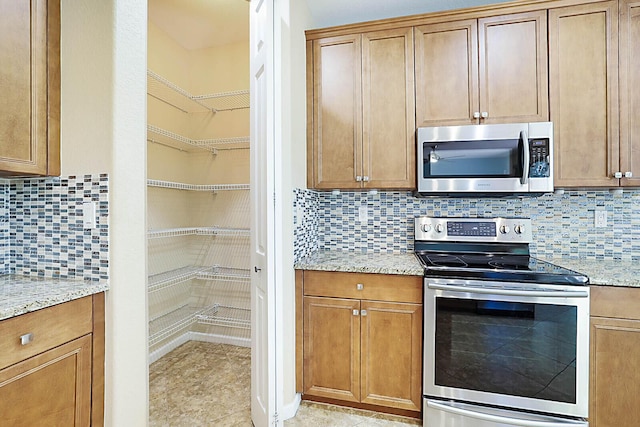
529 138 550 178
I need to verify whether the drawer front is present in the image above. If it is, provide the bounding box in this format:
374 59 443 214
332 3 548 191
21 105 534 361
303 270 422 303
591 286 640 320
0 296 93 370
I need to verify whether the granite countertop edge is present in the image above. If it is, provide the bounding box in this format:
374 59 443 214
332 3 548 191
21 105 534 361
295 250 640 288
0 275 109 321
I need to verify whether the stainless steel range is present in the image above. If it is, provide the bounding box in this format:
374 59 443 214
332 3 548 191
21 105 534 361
415 217 590 427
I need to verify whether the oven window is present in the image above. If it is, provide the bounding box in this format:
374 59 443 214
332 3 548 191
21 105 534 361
435 297 577 403
422 139 522 179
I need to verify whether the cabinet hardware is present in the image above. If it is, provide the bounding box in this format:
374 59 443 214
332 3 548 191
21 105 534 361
614 171 623 179
625 171 633 178
356 283 364 290
362 176 370 182
361 310 368 316
20 333 34 346
254 266 261 272
481 111 488 118
353 309 359 316
355 176 363 182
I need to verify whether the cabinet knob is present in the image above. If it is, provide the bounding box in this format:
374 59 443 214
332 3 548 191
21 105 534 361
353 309 359 316
625 171 633 178
614 171 623 179
481 111 489 118
362 176 370 182
20 333 34 346
355 176 363 182
361 310 368 316
473 112 480 119
356 283 364 290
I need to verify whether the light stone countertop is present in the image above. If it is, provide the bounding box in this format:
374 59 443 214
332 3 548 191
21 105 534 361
294 250 424 276
0 275 109 321
295 250 640 288
544 258 640 288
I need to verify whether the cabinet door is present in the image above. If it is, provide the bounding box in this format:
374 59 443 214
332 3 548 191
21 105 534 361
619 0 640 186
0 0 59 176
479 11 548 124
303 296 361 402
0 335 92 427
549 2 619 187
310 34 362 189
362 28 415 189
360 301 422 412
415 19 479 127
590 316 640 427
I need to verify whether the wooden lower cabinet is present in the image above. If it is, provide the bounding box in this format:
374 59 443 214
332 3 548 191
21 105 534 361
0 335 92 426
299 270 423 415
0 294 104 427
590 286 640 427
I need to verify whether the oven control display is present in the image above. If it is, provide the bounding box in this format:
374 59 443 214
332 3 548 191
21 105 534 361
447 221 496 237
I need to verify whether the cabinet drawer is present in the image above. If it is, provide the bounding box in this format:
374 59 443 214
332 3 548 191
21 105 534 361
303 271 422 303
0 296 93 370
591 286 640 320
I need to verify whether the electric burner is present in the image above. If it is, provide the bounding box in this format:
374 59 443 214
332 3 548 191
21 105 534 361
414 217 589 286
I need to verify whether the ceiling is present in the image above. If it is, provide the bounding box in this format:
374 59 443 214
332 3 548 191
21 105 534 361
148 0 511 50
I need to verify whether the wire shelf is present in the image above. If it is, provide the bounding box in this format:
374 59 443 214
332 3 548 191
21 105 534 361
196 304 251 329
148 69 249 113
197 266 251 283
148 226 251 239
147 180 250 192
148 266 205 293
147 125 249 153
148 265 250 293
149 305 203 346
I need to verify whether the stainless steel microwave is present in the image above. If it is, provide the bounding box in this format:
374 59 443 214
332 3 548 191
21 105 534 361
416 122 553 196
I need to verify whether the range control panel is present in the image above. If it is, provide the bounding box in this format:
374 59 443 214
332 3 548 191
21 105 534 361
415 217 532 243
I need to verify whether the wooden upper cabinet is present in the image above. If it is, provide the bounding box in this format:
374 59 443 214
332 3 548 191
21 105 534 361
308 28 415 190
619 0 640 186
0 0 60 176
310 34 362 190
549 1 619 187
362 28 415 189
415 10 548 127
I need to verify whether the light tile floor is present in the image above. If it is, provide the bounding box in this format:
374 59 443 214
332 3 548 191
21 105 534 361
149 341 422 426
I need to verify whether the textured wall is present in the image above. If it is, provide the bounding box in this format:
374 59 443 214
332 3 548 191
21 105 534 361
294 189 640 262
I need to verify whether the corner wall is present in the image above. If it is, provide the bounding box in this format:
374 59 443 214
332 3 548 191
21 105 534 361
61 1 148 425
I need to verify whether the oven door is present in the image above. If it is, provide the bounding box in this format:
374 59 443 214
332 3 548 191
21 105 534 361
424 278 590 419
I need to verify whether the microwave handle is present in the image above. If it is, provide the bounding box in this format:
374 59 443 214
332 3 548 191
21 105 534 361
520 130 529 185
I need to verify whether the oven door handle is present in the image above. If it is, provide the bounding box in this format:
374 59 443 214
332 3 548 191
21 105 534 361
427 400 587 426
427 283 589 298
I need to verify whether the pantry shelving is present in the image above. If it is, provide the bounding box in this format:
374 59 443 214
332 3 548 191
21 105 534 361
147 65 251 360
147 125 250 153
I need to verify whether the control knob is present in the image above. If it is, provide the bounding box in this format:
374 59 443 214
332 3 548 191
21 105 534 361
434 223 444 233
421 224 432 233
514 224 525 234
499 225 510 234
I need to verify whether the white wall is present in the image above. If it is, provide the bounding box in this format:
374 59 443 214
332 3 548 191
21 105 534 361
61 1 148 425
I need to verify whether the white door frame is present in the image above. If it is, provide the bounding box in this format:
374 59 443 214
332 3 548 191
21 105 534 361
250 0 283 425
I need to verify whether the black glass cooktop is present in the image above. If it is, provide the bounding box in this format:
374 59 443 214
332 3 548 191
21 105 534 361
415 251 589 286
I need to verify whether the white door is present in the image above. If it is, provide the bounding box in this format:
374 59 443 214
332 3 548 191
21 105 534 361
250 0 278 426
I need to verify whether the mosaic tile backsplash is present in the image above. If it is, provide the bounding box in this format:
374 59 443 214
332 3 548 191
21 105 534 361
2 174 109 281
0 180 9 274
293 189 640 262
